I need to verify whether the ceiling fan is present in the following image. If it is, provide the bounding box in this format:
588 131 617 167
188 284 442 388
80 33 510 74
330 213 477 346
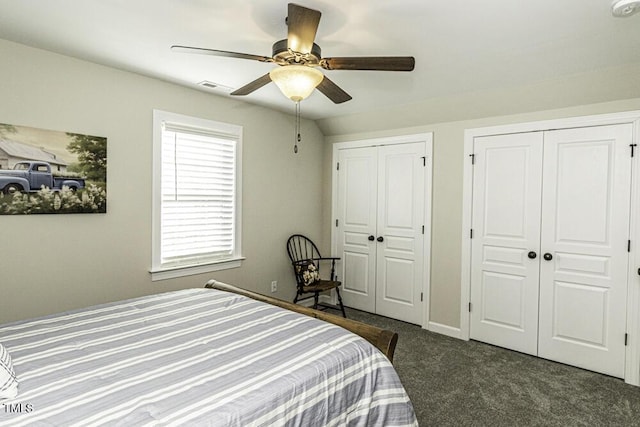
171 3 415 104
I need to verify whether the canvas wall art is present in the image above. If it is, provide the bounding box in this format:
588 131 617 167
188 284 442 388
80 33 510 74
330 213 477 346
0 123 106 214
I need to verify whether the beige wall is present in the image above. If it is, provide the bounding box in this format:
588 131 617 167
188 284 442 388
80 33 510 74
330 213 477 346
0 39 325 324
324 98 640 329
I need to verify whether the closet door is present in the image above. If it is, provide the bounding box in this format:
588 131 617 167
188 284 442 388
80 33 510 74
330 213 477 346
335 141 428 324
538 124 633 378
469 132 543 355
375 143 426 325
336 147 377 312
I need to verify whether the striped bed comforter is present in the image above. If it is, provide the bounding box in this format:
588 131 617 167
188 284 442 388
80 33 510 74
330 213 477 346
0 288 417 426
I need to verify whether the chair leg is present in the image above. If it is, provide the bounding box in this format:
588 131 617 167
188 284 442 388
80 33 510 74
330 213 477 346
335 287 347 318
293 291 299 304
313 292 319 310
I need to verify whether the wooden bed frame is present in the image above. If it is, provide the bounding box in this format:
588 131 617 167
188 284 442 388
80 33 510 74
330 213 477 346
205 280 399 362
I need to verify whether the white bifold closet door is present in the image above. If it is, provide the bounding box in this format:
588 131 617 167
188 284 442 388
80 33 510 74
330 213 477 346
470 124 633 378
336 146 378 314
537 125 632 378
469 132 543 356
336 142 425 325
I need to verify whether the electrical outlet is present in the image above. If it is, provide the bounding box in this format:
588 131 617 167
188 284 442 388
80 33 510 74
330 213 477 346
271 281 277 293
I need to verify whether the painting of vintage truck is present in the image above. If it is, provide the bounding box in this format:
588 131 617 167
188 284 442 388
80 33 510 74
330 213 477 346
0 123 106 214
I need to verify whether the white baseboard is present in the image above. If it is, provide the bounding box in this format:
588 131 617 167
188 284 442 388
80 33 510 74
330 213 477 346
427 321 464 340
297 294 332 308
297 298 314 308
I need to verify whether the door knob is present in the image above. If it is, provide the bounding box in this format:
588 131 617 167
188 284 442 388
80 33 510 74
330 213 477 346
368 235 375 241
543 253 553 261
377 236 384 242
527 251 537 259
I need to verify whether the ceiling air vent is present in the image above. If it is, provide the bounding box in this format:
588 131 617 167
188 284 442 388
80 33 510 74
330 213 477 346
197 81 233 92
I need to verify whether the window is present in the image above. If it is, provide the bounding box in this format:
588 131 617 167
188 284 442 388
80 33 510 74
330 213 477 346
151 110 243 281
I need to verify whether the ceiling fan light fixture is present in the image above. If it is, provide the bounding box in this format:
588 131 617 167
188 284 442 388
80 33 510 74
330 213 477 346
612 0 640 17
269 65 323 102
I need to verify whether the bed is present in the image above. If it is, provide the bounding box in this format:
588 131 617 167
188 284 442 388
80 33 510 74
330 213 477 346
0 281 417 426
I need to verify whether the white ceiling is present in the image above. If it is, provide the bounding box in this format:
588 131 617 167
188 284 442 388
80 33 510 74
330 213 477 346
0 0 639 120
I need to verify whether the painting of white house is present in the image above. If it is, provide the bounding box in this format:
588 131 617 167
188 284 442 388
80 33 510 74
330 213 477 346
0 123 106 214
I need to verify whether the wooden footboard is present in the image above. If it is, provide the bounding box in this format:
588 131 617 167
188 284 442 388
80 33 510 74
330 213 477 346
205 280 399 363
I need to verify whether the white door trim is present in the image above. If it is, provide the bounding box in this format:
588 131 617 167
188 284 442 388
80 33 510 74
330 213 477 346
626 117 640 386
331 133 433 328
460 110 640 386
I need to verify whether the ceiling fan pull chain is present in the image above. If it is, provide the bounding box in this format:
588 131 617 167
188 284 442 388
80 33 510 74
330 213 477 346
294 101 301 153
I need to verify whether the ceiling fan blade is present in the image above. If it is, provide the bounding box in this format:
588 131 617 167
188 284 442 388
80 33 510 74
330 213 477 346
287 3 321 54
171 45 273 63
316 75 352 104
321 56 415 71
230 73 272 96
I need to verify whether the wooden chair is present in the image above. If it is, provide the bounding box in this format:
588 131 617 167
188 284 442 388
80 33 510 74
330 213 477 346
286 234 347 318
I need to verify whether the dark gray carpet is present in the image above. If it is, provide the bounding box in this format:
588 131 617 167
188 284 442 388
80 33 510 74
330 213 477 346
330 307 640 426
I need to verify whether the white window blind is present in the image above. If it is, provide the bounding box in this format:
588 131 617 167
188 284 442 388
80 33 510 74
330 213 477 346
152 110 242 279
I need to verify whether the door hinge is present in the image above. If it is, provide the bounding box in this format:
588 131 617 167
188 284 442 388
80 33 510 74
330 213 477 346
469 153 475 165
422 225 425 234
336 162 340 170
625 333 628 346
631 144 637 158
628 240 631 252
335 219 339 227
420 292 423 302
468 302 472 312
470 229 474 239
421 156 426 166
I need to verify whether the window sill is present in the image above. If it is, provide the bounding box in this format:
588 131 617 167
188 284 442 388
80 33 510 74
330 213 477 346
150 257 245 282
